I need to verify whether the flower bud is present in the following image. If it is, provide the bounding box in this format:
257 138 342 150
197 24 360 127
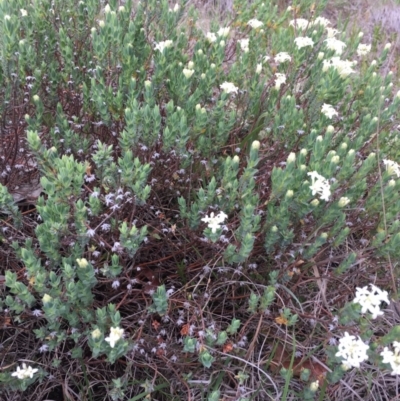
286 190 294 198
271 225 278 232
310 381 319 392
316 135 323 142
251 140 260 150
233 155 240 163
33 95 40 103
340 142 348 150
144 80 151 87
201 73 206 79
388 179 396 187
197 49 203 55
188 61 194 69
318 52 324 60
91 328 102 339
287 152 296 163
42 294 52 304
338 197 350 207
385 43 391 50
76 258 88 268
119 6 125 12
195 104 201 110
256 63 262 74
210 63 216 69
326 125 334 133
300 148 308 156
104 4 111 13
371 60 377 66
331 155 340 163
311 199 319 206
99 20 105 27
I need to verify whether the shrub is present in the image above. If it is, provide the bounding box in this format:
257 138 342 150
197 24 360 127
1 0 400 400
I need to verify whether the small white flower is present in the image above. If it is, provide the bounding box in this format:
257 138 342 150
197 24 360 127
353 284 390 319
336 332 369 368
312 16 330 27
39 344 49 353
275 52 291 63
105 327 124 348
182 68 194 78
206 32 217 43
385 43 391 50
255 63 262 74
32 309 42 317
381 345 400 375
154 40 173 53
248 19 263 29
86 229 96 237
11 363 38 380
104 4 111 13
290 18 309 30
201 211 228 233
383 159 400 178
357 43 371 56
325 37 346 55
322 57 355 78
326 27 340 38
238 38 249 53
321 103 338 119
220 82 238 94
112 280 120 289
274 73 286 90
294 36 314 49
20 9 28 17
307 171 331 201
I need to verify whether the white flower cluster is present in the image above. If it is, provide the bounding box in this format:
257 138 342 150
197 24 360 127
206 27 230 42
248 19 263 29
220 82 238 94
12 363 38 380
105 326 124 348
321 103 338 119
275 52 291 63
274 73 286 90
201 211 227 233
353 284 390 319
294 36 314 49
154 40 173 53
381 342 400 375
324 37 346 55
336 332 369 368
383 159 400 178
312 16 331 27
238 38 249 53
289 18 309 30
322 57 356 78
357 43 371 56
307 171 331 201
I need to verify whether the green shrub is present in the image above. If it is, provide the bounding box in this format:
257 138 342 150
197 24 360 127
1 0 400 399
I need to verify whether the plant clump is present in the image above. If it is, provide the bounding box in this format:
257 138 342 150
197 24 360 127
1 0 400 400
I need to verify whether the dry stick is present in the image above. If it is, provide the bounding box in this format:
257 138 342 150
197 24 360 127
375 92 398 297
